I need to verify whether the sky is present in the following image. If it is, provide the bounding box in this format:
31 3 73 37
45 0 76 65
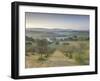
25 12 89 30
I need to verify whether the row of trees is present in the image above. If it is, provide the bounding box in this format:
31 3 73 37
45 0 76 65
26 39 56 61
60 43 89 65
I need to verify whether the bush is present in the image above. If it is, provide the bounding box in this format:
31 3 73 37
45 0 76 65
62 42 70 45
38 57 46 61
36 39 56 61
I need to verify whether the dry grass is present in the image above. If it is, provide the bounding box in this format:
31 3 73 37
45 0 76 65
25 50 79 68
25 41 89 68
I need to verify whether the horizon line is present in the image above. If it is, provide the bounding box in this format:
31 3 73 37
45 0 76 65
26 28 89 31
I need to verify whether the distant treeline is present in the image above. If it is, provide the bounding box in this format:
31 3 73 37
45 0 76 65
26 35 89 42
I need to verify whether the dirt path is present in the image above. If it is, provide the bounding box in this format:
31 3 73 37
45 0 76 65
44 50 78 67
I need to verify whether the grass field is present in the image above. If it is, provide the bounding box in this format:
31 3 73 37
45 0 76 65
25 40 89 68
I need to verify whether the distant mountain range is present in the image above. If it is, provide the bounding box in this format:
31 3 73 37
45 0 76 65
26 28 89 32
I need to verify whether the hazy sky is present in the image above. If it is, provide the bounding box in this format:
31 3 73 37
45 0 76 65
25 12 89 30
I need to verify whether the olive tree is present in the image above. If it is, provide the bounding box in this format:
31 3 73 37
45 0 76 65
36 39 48 61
